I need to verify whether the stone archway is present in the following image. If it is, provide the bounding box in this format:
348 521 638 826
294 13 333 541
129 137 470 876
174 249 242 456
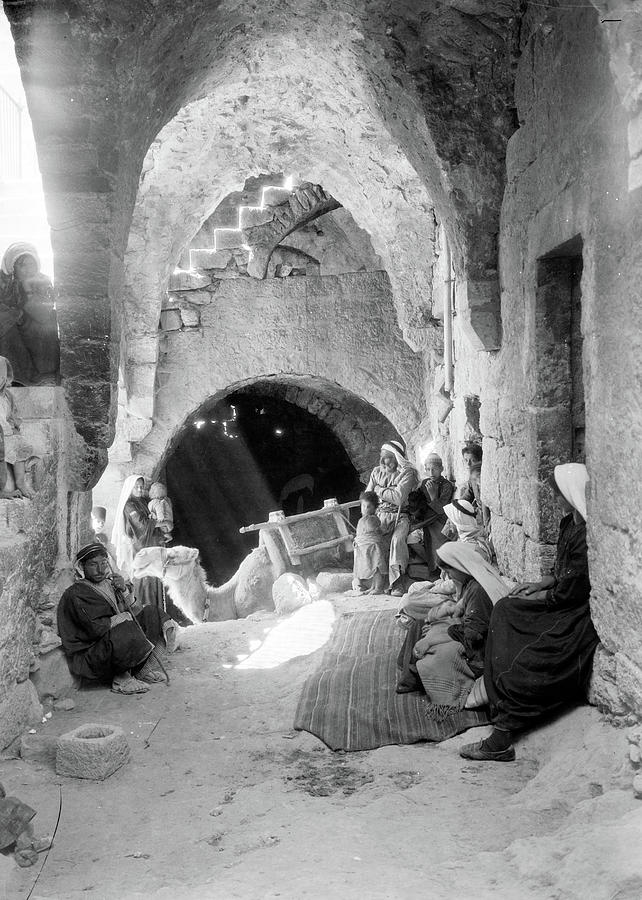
151 375 402 584
155 374 402 485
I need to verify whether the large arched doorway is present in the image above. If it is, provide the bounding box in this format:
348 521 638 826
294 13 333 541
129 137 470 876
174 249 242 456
159 377 400 585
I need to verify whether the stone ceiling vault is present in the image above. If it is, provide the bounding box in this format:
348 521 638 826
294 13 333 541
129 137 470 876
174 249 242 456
5 0 525 471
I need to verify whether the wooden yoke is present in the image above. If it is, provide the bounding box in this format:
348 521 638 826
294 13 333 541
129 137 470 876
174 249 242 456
240 499 360 572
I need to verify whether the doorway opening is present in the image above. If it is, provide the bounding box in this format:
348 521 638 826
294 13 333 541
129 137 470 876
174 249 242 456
535 235 585 545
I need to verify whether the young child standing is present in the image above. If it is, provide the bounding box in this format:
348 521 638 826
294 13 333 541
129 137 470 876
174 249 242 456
352 490 387 595
0 356 35 498
148 482 174 542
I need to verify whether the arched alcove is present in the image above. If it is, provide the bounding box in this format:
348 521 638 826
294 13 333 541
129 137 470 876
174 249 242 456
156 375 400 584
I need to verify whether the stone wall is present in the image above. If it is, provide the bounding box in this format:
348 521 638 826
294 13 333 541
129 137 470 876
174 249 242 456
126 270 425 480
444 8 642 712
0 387 92 750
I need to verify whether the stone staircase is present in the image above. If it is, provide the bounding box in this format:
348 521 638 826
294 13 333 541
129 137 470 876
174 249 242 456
188 176 295 269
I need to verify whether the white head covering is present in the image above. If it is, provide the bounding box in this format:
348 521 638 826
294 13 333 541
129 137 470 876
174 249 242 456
111 474 145 578
554 463 588 520
443 498 481 541
1 242 40 277
381 440 415 471
436 541 508 604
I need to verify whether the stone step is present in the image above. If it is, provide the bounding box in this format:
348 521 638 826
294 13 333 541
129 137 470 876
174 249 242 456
238 205 275 229
188 248 233 270
214 228 245 251
168 269 211 291
0 498 30 537
261 186 292 207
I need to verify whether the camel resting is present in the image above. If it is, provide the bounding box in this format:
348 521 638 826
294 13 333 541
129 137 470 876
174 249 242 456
132 545 276 623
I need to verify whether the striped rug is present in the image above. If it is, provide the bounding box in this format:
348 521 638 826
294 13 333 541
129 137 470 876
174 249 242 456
294 608 490 751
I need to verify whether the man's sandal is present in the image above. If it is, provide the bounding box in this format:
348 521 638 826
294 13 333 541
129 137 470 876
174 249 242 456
111 676 149 694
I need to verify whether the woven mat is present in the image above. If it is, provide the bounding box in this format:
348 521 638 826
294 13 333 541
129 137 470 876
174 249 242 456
294 608 489 751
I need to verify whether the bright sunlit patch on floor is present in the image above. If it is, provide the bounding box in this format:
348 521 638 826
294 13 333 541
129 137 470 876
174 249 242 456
235 600 335 670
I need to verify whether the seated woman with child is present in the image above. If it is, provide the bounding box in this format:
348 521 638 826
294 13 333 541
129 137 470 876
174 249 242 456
396 542 507 707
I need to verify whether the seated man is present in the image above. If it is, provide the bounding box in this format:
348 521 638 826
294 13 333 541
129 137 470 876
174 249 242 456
57 543 174 695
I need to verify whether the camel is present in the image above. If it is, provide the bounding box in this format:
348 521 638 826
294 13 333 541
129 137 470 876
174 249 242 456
131 545 277 623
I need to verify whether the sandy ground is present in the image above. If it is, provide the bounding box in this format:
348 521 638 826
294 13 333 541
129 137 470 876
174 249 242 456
1 592 640 900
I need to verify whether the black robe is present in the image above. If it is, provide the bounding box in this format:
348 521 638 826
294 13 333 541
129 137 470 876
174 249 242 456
484 514 599 731
57 580 165 682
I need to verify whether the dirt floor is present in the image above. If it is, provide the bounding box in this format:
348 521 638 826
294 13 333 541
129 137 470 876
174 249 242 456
2 592 641 900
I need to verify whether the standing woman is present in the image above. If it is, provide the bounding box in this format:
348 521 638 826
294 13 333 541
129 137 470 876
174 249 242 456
366 440 419 596
461 463 599 761
112 475 189 626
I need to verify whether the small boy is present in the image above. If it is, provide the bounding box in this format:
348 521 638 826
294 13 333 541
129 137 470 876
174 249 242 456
459 443 482 505
420 453 455 579
90 506 118 562
148 482 173 542
352 490 387 595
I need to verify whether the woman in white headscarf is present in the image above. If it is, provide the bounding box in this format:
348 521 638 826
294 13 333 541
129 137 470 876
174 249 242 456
0 242 59 384
396 542 508 705
460 462 599 762
365 439 419 595
443 498 493 562
111 475 191 626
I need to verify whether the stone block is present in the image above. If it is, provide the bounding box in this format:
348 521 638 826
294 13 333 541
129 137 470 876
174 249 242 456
238 206 275 229
30 647 78 701
615 653 642 716
588 645 626 714
0 500 28 537
121 415 152 443
214 228 244 250
9 387 58 421
168 290 212 306
0 681 43 751
315 571 354 594
160 309 182 331
20 732 58 767
628 109 642 161
56 723 130 780
629 154 642 193
272 573 312 615
168 270 211 291
180 306 200 328
262 187 292 206
189 249 231 270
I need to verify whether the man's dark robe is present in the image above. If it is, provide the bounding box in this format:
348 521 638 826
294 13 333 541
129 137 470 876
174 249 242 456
57 580 164 682
484 514 599 731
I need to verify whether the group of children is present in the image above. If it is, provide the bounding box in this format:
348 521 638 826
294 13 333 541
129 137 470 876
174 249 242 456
351 443 487 595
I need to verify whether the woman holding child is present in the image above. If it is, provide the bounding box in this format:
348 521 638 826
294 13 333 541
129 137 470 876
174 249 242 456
112 475 189 625
365 440 419 596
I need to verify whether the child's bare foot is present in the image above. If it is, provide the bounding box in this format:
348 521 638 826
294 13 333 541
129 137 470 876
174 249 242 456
0 489 22 499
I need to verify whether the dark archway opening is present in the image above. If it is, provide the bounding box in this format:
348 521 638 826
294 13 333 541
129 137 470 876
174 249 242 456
165 391 363 585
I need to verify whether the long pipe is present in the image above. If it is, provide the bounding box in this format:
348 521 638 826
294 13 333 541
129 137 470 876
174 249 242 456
444 239 454 393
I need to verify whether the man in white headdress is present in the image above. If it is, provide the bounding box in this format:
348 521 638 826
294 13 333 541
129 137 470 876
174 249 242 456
365 439 419 595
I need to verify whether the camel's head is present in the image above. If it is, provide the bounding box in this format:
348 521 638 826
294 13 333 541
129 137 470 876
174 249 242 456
132 545 200 581
132 545 207 624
